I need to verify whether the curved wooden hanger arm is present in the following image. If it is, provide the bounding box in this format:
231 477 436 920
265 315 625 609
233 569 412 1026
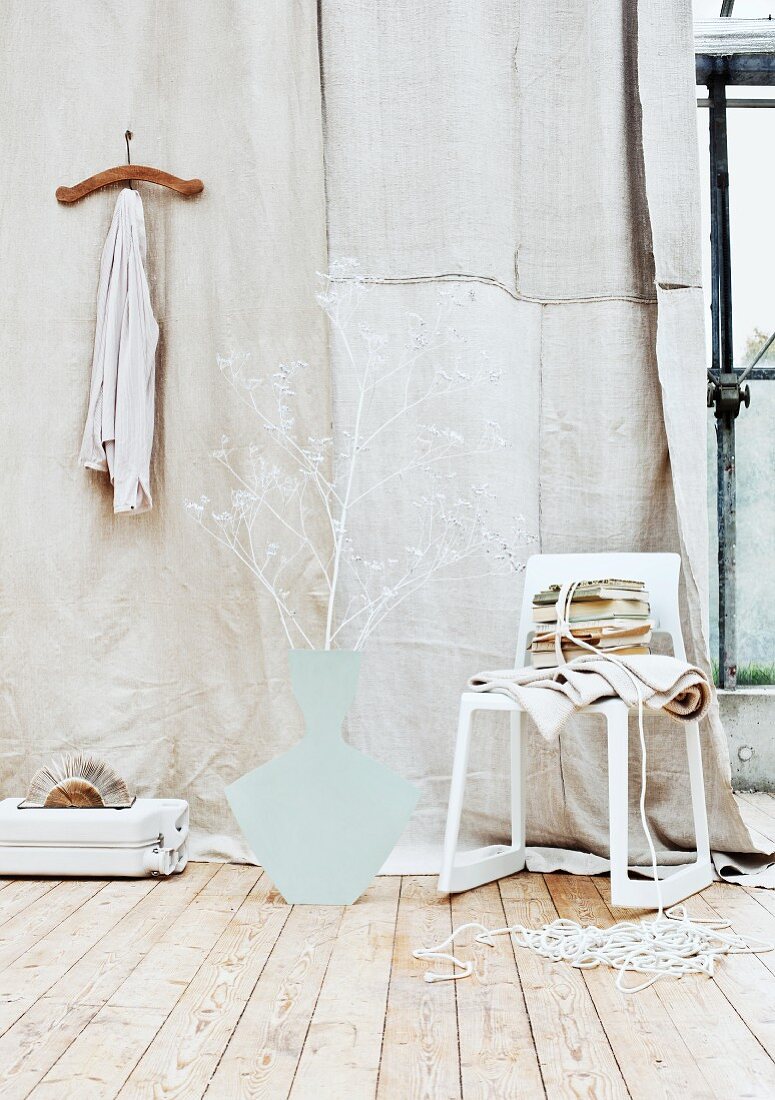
55 165 204 203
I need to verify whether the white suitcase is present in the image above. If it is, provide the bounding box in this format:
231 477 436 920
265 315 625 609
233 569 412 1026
0 798 189 877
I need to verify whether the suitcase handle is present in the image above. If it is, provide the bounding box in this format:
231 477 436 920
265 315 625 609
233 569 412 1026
144 840 187 876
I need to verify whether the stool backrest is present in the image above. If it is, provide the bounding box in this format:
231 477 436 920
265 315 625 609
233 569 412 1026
515 552 685 669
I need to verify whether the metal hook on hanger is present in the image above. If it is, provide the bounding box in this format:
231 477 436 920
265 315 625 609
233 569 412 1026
125 130 134 190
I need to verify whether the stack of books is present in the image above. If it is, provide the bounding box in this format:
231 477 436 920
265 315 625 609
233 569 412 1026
529 579 653 669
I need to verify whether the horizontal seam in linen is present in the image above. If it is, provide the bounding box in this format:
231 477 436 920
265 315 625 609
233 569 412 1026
329 270 667 305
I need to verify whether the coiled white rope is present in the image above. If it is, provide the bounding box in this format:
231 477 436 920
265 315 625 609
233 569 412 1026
414 906 772 994
415 581 773 993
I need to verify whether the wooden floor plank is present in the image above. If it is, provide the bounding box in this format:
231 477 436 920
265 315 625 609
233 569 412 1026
700 881 775 979
744 883 775 918
0 879 107 984
0 865 218 1099
288 877 400 1100
28 1006 168 1100
0 879 152 1034
25 866 264 1100
736 792 775 831
596 878 775 1099
0 998 99 1100
42 862 218 1008
546 873 714 1100
0 880 56 928
451 881 546 1100
734 797 775 848
115 874 291 1100
680 883 775 1063
108 865 262 1012
376 876 461 1100
205 900 344 1099
499 872 629 1100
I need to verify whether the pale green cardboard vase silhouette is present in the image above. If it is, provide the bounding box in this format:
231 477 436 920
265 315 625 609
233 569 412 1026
226 650 419 904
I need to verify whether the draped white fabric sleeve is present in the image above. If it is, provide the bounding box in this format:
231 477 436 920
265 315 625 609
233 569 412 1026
79 188 159 514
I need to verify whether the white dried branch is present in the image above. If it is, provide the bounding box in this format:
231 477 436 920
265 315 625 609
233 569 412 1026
188 262 531 651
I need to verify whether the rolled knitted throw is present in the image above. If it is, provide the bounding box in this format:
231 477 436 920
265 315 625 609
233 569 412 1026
467 654 711 741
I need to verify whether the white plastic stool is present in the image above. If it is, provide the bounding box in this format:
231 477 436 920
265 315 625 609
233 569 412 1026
438 553 713 908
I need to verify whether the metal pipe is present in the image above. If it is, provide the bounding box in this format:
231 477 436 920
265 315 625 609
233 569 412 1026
708 73 737 689
697 98 775 107
716 421 737 688
709 366 775 382
715 80 734 377
709 83 721 378
739 367 775 380
696 55 775 87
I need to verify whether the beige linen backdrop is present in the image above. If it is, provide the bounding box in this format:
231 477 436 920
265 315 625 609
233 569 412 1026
0 1 765 875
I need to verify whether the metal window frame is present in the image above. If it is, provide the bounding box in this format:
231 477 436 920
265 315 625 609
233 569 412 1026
697 42 775 688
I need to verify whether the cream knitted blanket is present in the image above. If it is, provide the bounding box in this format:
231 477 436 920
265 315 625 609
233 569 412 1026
468 654 712 742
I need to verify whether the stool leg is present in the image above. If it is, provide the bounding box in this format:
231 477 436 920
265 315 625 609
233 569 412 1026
510 710 525 849
438 696 475 893
685 722 711 865
605 707 713 910
606 706 631 907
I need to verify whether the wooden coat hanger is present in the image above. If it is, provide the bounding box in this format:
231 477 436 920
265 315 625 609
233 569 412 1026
56 131 204 203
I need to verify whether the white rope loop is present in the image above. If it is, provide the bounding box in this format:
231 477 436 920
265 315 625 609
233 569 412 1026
412 922 494 982
416 581 774 992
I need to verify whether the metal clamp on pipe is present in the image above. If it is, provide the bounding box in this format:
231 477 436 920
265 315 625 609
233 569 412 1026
707 372 751 421
707 326 774 421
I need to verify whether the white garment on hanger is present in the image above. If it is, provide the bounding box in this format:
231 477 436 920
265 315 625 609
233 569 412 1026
79 188 159 514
